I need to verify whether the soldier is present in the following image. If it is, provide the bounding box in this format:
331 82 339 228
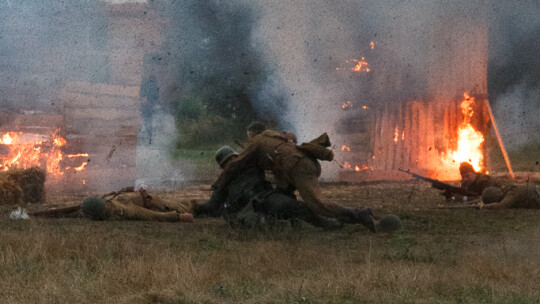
29 187 193 223
477 184 540 209
212 122 379 232
192 146 344 230
459 162 509 197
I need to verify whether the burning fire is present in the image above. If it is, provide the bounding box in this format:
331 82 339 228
342 101 353 109
336 58 370 72
438 93 485 179
352 57 370 72
344 163 373 172
0 129 88 177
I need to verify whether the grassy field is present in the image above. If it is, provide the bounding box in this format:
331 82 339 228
1 182 540 304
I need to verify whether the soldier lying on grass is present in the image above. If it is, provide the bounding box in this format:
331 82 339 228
477 184 540 209
27 187 193 223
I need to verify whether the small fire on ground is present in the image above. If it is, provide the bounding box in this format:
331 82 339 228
0 129 89 178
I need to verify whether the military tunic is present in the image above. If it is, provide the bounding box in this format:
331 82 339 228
100 191 190 222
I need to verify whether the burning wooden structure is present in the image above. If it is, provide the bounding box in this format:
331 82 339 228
337 24 495 182
0 2 165 193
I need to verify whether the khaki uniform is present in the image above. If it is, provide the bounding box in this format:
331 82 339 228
483 184 540 209
30 190 191 222
214 130 352 218
100 191 190 222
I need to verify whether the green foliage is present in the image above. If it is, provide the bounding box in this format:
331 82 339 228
176 96 207 121
175 113 243 149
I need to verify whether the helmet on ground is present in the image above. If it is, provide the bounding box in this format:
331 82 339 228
215 146 238 167
375 214 402 233
482 187 502 204
81 196 107 220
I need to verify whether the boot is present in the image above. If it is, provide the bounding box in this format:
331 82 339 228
317 216 344 231
340 207 376 232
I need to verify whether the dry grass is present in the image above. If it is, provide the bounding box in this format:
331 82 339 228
1 182 540 303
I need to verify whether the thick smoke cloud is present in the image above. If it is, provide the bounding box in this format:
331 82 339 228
243 0 539 146
0 0 538 186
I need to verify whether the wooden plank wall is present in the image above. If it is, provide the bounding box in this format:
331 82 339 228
59 81 141 192
349 97 489 181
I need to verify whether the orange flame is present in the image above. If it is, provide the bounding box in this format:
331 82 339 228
74 162 88 171
438 93 485 179
352 57 370 72
342 101 353 109
370 41 375 49
341 145 351 152
0 129 88 177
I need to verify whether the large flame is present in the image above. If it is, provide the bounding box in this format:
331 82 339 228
0 129 88 177
437 93 485 180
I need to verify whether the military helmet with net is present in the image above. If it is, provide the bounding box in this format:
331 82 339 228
215 146 238 167
81 196 107 220
375 214 402 233
482 187 502 204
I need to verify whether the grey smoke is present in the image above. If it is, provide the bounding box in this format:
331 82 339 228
493 81 540 148
1 0 538 185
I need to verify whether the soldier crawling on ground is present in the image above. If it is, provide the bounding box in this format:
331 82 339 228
211 122 401 232
477 183 540 209
27 187 193 223
459 162 512 197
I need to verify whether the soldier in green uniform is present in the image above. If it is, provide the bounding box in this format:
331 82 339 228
212 122 378 231
477 184 540 209
192 145 344 230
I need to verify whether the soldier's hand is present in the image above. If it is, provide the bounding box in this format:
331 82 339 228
475 202 484 210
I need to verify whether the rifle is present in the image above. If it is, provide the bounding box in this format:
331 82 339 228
398 168 479 199
28 205 81 217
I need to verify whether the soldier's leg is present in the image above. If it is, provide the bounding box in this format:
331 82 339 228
109 202 189 222
252 192 342 230
290 158 375 231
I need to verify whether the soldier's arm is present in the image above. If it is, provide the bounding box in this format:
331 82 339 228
193 191 225 217
212 143 260 191
480 194 515 209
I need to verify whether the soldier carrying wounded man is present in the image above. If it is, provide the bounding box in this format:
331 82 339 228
191 145 346 230
210 122 402 232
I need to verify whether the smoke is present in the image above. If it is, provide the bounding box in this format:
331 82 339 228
493 81 540 148
1 0 538 186
245 0 539 150
136 108 192 189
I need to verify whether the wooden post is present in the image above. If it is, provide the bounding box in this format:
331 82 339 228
485 100 514 179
